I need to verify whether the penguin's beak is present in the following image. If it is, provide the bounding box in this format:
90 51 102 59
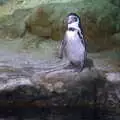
67 19 73 24
64 18 72 25
67 17 73 24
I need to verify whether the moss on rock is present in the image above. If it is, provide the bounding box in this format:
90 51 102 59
0 0 120 51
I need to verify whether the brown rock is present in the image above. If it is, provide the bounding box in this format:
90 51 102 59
24 6 65 40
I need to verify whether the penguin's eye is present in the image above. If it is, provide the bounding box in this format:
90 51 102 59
70 16 79 23
73 17 78 22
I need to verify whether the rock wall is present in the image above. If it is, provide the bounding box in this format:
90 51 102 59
0 0 120 51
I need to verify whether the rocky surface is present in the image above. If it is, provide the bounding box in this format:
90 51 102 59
0 0 120 109
0 47 119 108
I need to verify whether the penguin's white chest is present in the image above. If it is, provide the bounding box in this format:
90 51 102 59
65 30 85 62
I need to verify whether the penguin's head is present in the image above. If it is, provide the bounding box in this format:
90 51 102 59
64 13 84 37
66 13 80 25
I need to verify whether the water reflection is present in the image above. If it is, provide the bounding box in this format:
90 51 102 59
0 107 119 120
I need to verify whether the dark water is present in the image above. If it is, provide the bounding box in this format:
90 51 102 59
0 107 119 120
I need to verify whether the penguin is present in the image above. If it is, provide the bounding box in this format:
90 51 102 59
59 13 87 72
